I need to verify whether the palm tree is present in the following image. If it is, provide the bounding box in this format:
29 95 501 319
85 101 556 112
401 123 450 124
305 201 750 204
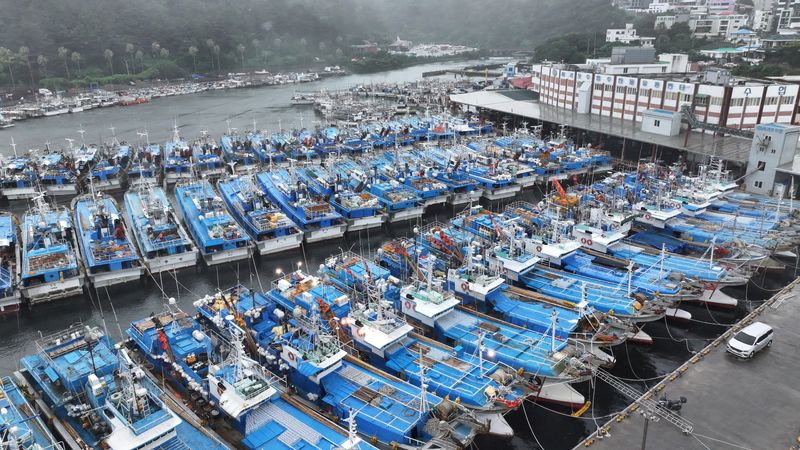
237 44 246 70
37 54 48 78
18 46 34 88
57 46 70 78
213 44 220 74
103 49 114 75
71 52 82 77
135 49 144 72
124 43 134 75
151 41 160 58
188 46 198 73
205 39 215 72
0 48 16 86
160 48 169 59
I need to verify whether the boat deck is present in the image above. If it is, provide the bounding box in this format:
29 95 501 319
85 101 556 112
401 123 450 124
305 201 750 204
577 279 800 450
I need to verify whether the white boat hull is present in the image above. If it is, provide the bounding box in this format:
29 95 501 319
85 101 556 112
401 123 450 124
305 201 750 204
474 412 513 438
165 172 193 184
482 185 520 201
449 189 483 205
22 276 85 304
89 266 144 288
517 176 537 188
533 381 586 409
665 307 692 322
90 179 123 192
45 184 78 196
388 206 425 223
199 168 227 178
2 186 37 200
145 250 199 274
202 245 252 266
346 214 385 232
257 233 304 255
305 224 347 243
695 288 738 309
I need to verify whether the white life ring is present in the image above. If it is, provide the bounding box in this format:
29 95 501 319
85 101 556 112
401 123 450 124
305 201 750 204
461 282 469 291
580 238 587 244
404 300 414 310
586 239 593 246
536 245 543 252
645 213 652 220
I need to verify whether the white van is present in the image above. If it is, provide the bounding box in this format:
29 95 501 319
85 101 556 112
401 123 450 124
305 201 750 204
726 322 773 359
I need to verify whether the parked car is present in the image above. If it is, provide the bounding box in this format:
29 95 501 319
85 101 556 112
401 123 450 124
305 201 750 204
726 322 773 359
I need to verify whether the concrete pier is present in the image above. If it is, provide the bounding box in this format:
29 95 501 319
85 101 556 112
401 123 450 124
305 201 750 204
576 278 800 450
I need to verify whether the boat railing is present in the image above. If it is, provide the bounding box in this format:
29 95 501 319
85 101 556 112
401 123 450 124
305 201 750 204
34 323 91 364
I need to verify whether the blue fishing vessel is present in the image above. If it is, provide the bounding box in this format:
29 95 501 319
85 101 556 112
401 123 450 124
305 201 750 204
38 152 78 197
365 176 424 223
130 299 376 450
0 212 20 316
192 133 227 178
175 180 253 265
19 196 84 304
415 147 483 205
72 193 143 287
19 325 228 450
72 144 98 174
257 169 347 243
0 375 63 449
221 134 259 174
248 132 286 166
127 143 161 187
86 144 129 192
163 127 194 184
217 175 304 255
1 154 37 200
123 184 198 273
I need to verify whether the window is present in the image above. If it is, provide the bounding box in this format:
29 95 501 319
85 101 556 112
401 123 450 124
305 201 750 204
623 68 629 74
746 97 760 106
651 90 661 98
653 119 661 127
605 84 612 91
710 97 723 106
765 97 779 105
661 67 667 73
628 87 637 95
665 92 678 101
780 96 795 105
730 98 744 107
640 88 650 97
681 94 692 103
754 180 763 189
616 86 625 94
757 161 766 171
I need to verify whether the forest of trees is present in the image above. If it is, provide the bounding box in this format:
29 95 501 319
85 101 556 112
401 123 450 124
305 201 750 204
0 0 631 89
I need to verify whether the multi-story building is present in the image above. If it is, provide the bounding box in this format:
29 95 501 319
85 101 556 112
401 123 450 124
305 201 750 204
775 0 800 31
690 13 750 38
525 63 799 130
606 24 643 43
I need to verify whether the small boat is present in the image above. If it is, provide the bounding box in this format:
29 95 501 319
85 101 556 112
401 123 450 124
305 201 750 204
0 212 21 316
257 168 347 243
72 192 143 287
18 324 227 450
123 183 198 273
217 175 303 255
19 195 84 304
0 152 38 200
0 375 63 449
38 153 78 197
175 180 253 265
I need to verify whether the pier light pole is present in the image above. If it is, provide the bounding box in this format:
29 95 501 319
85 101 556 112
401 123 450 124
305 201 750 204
640 409 659 450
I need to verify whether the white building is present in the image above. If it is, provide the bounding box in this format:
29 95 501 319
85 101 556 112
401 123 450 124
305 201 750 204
524 64 800 130
606 24 642 43
690 13 750 38
648 2 674 13
776 0 800 32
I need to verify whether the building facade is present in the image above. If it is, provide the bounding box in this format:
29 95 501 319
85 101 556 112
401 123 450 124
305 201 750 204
526 64 800 130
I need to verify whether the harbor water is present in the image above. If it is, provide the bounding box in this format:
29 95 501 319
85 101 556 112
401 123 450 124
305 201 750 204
0 60 792 449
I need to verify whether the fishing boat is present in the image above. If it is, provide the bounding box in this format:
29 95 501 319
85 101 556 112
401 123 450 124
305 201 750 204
19 195 84 304
217 175 303 255
0 375 63 449
123 183 198 273
221 134 259 174
248 132 286 166
367 178 424 223
126 144 161 187
85 144 129 192
163 127 194 184
0 153 38 200
38 153 78 197
257 168 347 243
131 298 376 450
175 180 253 265
415 147 483 205
191 133 227 178
18 325 227 450
72 144 98 174
72 193 143 287
0 212 20 316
